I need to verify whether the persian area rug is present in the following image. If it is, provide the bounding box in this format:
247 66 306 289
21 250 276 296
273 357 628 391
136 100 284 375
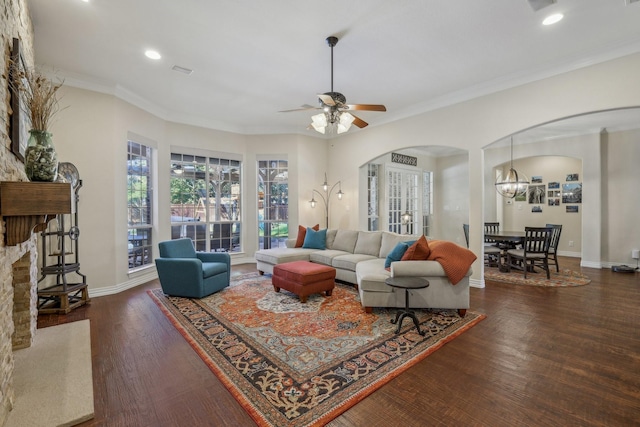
148 273 485 427
485 267 591 287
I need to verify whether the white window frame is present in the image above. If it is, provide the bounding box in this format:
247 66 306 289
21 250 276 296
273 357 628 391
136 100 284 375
127 139 154 271
258 159 289 249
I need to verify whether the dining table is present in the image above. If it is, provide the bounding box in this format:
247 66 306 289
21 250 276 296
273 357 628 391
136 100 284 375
484 230 526 272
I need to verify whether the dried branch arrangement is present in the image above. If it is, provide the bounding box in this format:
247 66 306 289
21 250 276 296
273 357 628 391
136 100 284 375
10 62 64 131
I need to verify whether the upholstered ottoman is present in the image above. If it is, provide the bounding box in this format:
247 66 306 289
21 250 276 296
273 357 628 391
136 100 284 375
272 261 336 303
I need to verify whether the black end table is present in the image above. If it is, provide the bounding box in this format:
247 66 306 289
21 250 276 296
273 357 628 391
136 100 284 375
384 276 430 336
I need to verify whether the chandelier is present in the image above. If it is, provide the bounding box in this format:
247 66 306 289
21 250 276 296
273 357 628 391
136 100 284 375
495 137 529 199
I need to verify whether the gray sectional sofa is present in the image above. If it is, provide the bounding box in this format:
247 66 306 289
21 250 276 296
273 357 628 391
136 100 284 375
254 229 471 316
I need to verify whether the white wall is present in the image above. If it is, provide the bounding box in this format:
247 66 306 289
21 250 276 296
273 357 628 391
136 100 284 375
50 52 640 292
602 128 640 266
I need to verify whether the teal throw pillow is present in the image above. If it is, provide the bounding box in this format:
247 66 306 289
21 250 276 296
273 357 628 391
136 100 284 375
384 240 416 268
302 227 327 250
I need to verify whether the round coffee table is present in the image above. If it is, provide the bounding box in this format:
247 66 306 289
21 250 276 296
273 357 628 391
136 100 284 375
384 276 429 336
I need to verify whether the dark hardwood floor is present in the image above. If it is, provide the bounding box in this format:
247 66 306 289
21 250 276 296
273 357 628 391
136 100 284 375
39 257 640 426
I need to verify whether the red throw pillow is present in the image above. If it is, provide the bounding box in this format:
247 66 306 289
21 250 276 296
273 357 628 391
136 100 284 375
295 224 319 248
401 235 431 260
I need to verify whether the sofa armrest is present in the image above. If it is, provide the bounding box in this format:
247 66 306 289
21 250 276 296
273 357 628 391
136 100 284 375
197 252 230 265
286 238 297 248
391 260 445 277
155 258 204 285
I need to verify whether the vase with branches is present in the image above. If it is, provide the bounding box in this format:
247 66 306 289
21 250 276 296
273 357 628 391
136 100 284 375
10 63 64 181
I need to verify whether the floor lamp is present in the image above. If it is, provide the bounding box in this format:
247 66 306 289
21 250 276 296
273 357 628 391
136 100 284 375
309 173 343 228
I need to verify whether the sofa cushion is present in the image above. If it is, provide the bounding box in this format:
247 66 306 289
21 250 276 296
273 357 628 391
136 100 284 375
332 253 377 272
295 224 319 247
379 232 417 258
332 230 359 253
384 241 413 268
310 250 350 266
255 247 317 265
401 235 431 261
302 228 327 249
354 231 382 256
325 229 338 249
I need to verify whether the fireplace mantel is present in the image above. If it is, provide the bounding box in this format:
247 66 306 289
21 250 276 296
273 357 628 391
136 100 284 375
0 181 72 246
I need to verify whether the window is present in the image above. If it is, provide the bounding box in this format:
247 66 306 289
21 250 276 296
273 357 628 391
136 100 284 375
258 160 288 249
127 140 153 269
170 153 242 252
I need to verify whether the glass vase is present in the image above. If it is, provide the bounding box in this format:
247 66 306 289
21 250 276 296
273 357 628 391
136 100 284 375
24 129 58 182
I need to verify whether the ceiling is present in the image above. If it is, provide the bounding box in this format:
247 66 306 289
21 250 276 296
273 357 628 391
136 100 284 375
27 0 640 138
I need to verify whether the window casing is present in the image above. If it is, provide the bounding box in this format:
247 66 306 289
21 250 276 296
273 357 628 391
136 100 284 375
367 163 380 231
170 153 242 252
258 160 288 249
127 141 153 269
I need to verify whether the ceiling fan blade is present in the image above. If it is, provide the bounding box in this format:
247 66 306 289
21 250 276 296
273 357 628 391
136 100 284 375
279 104 318 113
351 114 368 128
318 93 336 106
345 104 387 112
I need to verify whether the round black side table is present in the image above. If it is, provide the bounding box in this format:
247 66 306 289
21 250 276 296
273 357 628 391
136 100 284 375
384 276 430 336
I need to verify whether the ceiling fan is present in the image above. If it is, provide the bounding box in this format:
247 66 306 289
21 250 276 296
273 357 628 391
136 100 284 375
280 36 386 134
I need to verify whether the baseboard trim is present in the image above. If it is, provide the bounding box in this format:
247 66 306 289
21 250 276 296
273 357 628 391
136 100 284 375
469 278 484 288
89 257 257 298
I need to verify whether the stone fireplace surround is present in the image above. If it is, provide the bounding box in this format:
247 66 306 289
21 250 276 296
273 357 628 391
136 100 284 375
0 238 39 426
1 0 38 425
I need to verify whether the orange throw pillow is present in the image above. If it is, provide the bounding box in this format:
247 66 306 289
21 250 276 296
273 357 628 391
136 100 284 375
401 235 431 260
295 224 319 248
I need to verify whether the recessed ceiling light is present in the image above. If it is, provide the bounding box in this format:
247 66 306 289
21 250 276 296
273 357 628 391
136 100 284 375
81 0 89 3
145 50 161 60
542 13 563 25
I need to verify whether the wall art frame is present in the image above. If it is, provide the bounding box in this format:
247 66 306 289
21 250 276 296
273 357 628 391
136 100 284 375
9 37 30 162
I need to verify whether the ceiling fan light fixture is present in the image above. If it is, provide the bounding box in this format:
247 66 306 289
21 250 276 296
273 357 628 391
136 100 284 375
337 112 355 134
311 113 327 134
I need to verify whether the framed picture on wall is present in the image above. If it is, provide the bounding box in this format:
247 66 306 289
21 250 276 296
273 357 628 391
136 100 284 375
548 181 560 189
531 176 543 183
548 190 560 198
566 173 579 182
528 184 545 204
9 37 30 162
562 183 582 203
548 198 560 206
566 205 579 213
532 205 542 213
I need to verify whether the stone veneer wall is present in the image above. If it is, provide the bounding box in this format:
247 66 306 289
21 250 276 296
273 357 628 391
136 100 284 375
1 0 35 425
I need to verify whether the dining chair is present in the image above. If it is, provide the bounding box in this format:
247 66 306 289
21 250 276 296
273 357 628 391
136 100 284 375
474 223 502 267
463 224 470 248
506 226 553 279
484 222 501 246
545 224 563 272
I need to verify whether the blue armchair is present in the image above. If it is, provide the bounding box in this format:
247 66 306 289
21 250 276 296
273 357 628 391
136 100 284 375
155 238 231 298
